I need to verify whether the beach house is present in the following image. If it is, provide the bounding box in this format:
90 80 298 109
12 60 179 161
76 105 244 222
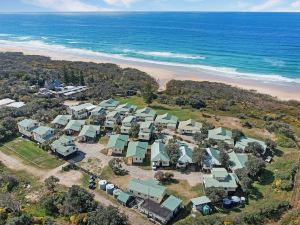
64 120 85 135
127 178 167 203
203 148 222 170
78 125 100 142
50 135 77 157
178 119 202 135
235 137 267 154
121 116 137 134
51 115 72 128
17 119 39 138
99 98 119 110
191 196 211 212
151 141 170 168
208 127 234 145
155 113 178 130
105 111 121 128
107 134 129 155
176 141 193 168
90 106 106 117
115 103 137 117
228 151 248 172
32 126 55 143
135 107 156 121
139 121 155 141
203 168 238 193
68 103 96 119
126 141 148 164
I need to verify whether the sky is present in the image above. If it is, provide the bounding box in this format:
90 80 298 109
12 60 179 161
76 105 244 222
0 0 300 12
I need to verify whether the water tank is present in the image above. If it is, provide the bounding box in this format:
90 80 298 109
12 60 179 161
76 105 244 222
222 198 232 208
231 196 241 206
106 184 115 195
113 189 121 198
98 180 107 191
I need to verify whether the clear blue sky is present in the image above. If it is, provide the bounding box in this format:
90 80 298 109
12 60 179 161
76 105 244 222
1 0 299 12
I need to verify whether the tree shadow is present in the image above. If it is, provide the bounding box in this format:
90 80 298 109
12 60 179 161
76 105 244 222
259 168 275 185
272 148 284 157
248 186 264 201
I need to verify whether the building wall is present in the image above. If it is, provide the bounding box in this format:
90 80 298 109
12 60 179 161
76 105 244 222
132 156 144 163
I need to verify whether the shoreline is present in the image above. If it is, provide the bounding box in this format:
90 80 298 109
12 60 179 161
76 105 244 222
0 43 299 101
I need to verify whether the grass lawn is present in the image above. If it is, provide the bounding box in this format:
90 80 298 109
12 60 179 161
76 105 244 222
101 165 131 190
99 135 109 145
117 96 147 109
0 138 64 169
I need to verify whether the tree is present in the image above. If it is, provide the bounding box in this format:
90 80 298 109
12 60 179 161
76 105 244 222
164 172 174 181
165 143 180 166
192 146 207 168
235 168 253 193
43 196 59 216
245 156 265 177
189 98 206 109
154 171 164 182
219 150 230 169
193 132 207 144
43 217 56 225
44 176 60 193
206 187 227 203
245 142 265 156
155 123 163 136
87 206 129 225
113 125 121 134
232 129 244 144
129 123 140 139
266 139 277 150
61 185 97 216
142 82 155 105
7 214 33 225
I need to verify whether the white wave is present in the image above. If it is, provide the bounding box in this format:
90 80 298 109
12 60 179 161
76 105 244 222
0 39 299 85
264 58 285 67
0 34 11 37
121 49 205 60
12 36 33 41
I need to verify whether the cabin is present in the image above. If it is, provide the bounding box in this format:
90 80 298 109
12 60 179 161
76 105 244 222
51 115 72 128
90 106 106 117
228 151 248 172
176 141 193 168
140 200 173 225
17 119 39 138
161 195 182 216
78 125 101 142
235 137 267 155
117 191 133 206
127 178 167 203
155 113 178 130
107 134 129 155
178 119 202 135
139 121 155 141
32 126 55 143
64 120 85 135
68 103 96 119
121 116 137 134
203 148 222 170
115 103 137 117
203 168 238 193
135 107 156 121
99 98 119 110
126 141 148 164
105 111 121 128
50 135 77 157
151 141 170 168
208 127 234 145
191 196 211 213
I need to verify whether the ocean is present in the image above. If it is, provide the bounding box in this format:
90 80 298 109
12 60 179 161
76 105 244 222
0 12 300 83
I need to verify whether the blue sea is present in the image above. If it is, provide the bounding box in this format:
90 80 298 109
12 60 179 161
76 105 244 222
0 12 300 83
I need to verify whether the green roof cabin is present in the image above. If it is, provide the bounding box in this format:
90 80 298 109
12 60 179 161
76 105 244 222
235 137 267 154
208 127 234 145
155 113 178 130
107 134 129 155
228 151 248 171
50 135 77 157
203 168 238 193
64 120 85 135
135 107 156 121
121 116 137 134
99 98 119 110
178 119 202 135
117 191 132 206
32 126 55 143
17 119 39 138
151 141 170 167
67 103 96 119
51 115 72 128
90 106 106 117
191 196 211 212
105 111 121 128
176 141 193 168
161 195 182 215
203 148 222 170
78 125 100 142
115 103 137 116
127 178 167 203
126 141 148 164
139 121 155 141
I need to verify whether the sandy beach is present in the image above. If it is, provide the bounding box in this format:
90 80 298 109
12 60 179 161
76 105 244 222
1 42 299 101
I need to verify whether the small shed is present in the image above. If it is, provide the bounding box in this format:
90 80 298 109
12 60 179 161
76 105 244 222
117 191 132 206
191 196 211 212
161 195 182 215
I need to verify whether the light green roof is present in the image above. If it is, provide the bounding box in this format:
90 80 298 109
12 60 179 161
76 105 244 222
140 121 154 129
191 196 211 205
178 119 202 130
91 106 106 114
99 98 119 108
18 119 38 128
178 145 193 164
122 116 136 124
107 134 129 150
51 115 72 126
203 148 221 167
203 168 237 189
33 126 54 136
126 141 148 158
151 141 170 162
211 168 229 178
128 179 166 199
64 120 85 132
208 127 233 144
115 103 137 113
228 151 248 170
136 107 156 117
50 135 76 155
70 103 94 112
78 125 100 138
235 137 267 150
117 191 131 204
162 195 182 211
155 113 178 124
106 111 120 119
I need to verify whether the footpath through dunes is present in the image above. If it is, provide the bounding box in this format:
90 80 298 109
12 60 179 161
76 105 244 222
0 150 152 225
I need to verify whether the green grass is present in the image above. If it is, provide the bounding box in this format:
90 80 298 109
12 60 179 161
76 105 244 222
0 138 64 169
117 96 147 109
